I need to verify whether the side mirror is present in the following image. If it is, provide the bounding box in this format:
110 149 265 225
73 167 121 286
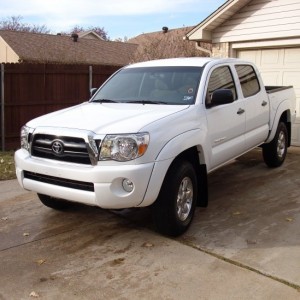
211 89 234 106
90 88 98 98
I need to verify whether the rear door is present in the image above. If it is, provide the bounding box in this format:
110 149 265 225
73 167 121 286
205 65 246 169
235 64 269 149
238 48 300 146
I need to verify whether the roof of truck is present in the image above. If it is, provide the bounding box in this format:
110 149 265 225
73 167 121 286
125 57 242 68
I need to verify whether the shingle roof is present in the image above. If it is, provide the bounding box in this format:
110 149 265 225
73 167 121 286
0 30 138 65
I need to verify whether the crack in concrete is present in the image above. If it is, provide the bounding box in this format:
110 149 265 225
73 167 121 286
179 239 300 293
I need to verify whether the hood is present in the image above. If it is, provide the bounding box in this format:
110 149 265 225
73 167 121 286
27 102 188 134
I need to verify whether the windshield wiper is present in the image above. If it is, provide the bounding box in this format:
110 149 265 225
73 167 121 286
92 99 119 103
126 100 168 105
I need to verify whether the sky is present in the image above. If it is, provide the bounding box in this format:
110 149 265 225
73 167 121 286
0 0 226 40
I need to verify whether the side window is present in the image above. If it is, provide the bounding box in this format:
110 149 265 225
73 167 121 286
235 65 260 98
206 66 237 106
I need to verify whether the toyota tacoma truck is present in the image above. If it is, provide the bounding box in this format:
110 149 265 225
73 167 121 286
15 58 297 236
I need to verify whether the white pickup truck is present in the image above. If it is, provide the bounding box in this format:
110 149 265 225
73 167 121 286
15 57 296 236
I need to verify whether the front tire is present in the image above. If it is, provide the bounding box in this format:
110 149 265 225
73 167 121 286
38 194 72 210
263 122 288 168
152 160 198 237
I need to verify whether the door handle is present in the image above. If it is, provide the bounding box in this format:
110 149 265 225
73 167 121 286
237 108 245 115
261 100 268 107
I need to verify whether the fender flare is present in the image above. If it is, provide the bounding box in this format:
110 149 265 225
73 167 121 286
155 128 205 161
265 100 292 143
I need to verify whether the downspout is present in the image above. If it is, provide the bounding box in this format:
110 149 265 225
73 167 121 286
184 36 212 57
195 41 212 56
89 65 93 92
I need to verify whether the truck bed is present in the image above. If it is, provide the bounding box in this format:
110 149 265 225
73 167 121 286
265 86 293 94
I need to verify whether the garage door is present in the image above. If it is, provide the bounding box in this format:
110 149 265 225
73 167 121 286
238 48 300 146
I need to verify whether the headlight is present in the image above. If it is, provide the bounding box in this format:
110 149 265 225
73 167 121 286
20 126 32 151
99 133 149 161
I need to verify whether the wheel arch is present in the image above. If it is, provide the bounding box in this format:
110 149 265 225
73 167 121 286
266 108 292 146
140 129 209 207
141 144 208 208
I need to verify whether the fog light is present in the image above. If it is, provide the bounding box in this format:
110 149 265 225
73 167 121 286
122 179 134 193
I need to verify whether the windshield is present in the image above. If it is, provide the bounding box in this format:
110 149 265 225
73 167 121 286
92 66 203 105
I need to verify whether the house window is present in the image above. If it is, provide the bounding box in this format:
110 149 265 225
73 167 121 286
235 65 260 98
206 66 237 106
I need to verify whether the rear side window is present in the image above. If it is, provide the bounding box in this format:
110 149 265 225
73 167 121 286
206 66 237 106
235 65 260 98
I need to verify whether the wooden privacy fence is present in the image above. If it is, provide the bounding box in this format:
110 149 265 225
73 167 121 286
0 63 120 150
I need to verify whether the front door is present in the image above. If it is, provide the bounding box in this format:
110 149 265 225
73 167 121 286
205 65 246 170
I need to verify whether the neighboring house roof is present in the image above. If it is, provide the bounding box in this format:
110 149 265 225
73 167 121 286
0 30 138 65
129 26 211 62
78 30 104 40
185 0 252 41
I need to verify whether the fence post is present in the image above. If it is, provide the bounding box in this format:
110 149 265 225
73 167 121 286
89 65 93 93
1 64 4 151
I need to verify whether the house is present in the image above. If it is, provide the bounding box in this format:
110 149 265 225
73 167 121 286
186 0 300 145
129 26 211 62
0 30 138 66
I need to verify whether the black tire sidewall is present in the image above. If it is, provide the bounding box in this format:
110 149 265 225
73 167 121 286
153 160 198 236
263 122 288 168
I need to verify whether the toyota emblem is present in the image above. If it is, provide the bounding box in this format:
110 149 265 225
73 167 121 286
52 140 64 155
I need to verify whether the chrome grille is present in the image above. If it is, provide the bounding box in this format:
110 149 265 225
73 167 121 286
31 134 92 164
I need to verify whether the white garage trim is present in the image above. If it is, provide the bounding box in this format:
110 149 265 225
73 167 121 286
232 39 300 49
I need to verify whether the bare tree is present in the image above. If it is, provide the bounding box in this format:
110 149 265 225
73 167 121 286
114 36 129 42
0 16 50 33
130 27 211 63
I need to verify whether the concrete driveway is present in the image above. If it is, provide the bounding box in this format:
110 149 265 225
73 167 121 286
0 148 300 299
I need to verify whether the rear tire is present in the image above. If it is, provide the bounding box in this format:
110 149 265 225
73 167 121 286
152 159 197 237
263 122 288 168
38 194 72 210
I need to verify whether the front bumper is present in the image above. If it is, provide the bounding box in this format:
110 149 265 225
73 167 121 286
15 149 155 209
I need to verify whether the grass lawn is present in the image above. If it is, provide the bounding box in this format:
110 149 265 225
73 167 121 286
0 151 16 181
